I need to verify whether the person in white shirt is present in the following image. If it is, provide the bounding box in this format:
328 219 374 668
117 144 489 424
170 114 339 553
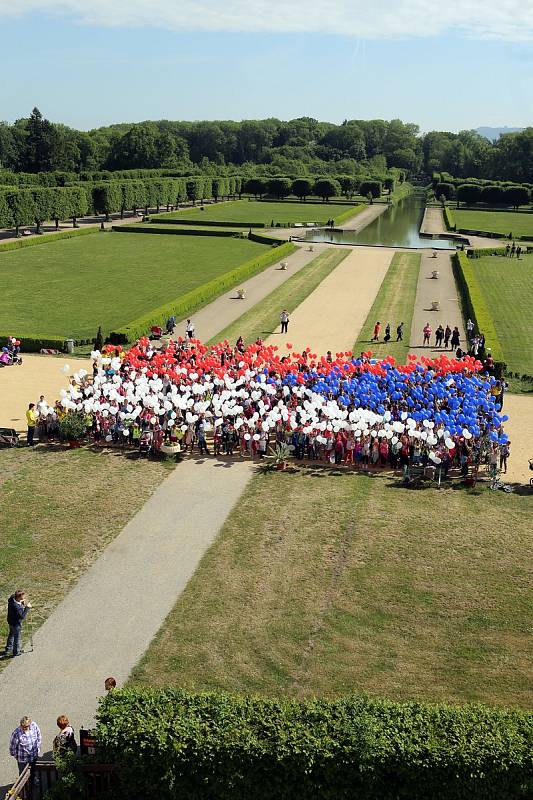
466 319 474 342
185 319 195 340
280 310 290 334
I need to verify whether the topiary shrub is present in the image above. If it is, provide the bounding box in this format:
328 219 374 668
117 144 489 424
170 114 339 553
58 412 87 442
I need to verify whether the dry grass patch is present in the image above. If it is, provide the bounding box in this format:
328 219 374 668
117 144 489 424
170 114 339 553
0 446 170 648
132 469 532 708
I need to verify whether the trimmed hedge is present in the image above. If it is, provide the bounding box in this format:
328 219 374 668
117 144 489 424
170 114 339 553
112 225 241 238
332 204 365 226
147 218 266 228
96 688 533 800
443 205 456 231
0 226 98 253
248 231 288 245
109 241 297 343
0 334 67 352
452 252 505 362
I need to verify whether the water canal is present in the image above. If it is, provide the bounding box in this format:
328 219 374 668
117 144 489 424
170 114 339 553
306 193 459 249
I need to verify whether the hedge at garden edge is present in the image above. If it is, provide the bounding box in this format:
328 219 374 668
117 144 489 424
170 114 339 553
95 688 533 800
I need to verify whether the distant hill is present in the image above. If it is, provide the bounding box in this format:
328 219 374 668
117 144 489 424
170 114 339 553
476 126 524 141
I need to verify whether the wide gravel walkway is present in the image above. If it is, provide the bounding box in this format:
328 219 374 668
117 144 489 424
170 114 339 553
0 458 254 783
409 250 465 351
270 248 394 353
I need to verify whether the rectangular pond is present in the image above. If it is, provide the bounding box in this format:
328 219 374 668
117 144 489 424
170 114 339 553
305 193 460 250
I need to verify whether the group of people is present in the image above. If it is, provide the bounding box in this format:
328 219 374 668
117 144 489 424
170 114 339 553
422 323 461 351
41 335 508 479
1 336 23 367
7 674 117 784
505 242 523 258
371 321 404 342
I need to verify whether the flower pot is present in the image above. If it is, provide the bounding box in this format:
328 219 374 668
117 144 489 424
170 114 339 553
68 440 81 449
276 461 287 470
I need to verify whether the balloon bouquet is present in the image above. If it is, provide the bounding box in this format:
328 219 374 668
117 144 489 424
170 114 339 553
55 338 508 464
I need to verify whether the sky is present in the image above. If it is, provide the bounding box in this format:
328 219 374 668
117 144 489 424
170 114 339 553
0 0 532 132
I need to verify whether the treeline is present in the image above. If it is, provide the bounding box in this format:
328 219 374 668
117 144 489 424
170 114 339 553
433 173 532 208
1 108 531 183
0 175 391 233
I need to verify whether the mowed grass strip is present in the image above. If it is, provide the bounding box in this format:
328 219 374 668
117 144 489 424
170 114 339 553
0 232 268 339
0 447 170 654
131 470 533 708
454 209 533 238
209 249 349 345
468 253 533 375
155 200 361 226
353 251 421 362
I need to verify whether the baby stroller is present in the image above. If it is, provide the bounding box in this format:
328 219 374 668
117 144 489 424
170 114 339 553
529 458 533 486
0 427 19 448
139 430 153 456
0 348 22 366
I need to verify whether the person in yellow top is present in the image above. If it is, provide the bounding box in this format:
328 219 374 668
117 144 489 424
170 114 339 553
26 403 37 446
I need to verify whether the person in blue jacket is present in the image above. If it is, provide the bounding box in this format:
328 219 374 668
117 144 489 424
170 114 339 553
4 590 31 657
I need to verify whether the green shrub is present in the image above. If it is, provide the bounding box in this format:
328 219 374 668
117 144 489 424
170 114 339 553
452 252 504 361
147 218 266 228
443 205 456 231
0 334 67 352
112 225 240 238
333 205 365 226
109 242 297 343
58 412 87 442
96 688 533 800
0 227 98 253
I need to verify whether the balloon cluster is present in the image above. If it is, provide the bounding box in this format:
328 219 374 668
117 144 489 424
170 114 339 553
56 338 508 457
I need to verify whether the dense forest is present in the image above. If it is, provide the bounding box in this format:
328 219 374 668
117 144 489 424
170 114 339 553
0 108 532 182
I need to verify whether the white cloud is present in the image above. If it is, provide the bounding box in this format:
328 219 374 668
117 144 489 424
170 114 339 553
1 0 533 41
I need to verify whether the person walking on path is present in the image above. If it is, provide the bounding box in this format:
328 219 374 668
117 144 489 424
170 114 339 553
185 319 195 340
396 322 404 342
26 403 37 446
444 325 452 349
4 590 31 658
371 321 381 342
422 323 432 347
9 716 41 783
280 309 290 334
451 326 460 350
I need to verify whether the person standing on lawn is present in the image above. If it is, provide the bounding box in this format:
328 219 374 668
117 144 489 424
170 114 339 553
9 717 41 784
4 590 32 657
371 321 381 342
396 322 404 342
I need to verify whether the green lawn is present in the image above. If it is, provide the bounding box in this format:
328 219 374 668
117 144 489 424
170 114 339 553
131 469 533 708
454 209 533 238
210 249 348 346
353 251 421 362
0 231 268 338
469 253 533 375
0 446 170 653
152 200 361 226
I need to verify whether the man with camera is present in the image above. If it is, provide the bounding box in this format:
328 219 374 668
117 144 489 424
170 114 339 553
4 590 32 657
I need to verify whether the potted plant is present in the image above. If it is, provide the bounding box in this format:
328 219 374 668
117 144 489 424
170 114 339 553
268 442 293 471
58 412 87 448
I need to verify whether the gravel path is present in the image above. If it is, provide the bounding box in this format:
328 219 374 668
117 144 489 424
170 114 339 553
0 458 254 782
409 250 465 351
269 247 394 353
